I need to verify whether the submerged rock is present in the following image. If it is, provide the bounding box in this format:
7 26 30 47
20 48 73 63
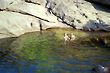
93 65 110 73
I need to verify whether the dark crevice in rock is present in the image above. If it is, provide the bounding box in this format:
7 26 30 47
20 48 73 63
57 17 62 22
45 0 56 13
0 9 3 11
17 11 51 22
76 5 79 8
24 0 41 5
71 20 74 22
76 19 81 23
30 23 33 27
62 21 75 29
9 2 14 5
1 8 54 23
82 13 88 18
57 14 65 22
45 6 53 14
44 0 49 7
39 20 43 31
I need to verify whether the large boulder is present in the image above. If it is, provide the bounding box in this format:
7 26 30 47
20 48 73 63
0 11 40 38
46 0 110 31
0 0 110 39
0 11 69 38
7 1 57 22
0 0 70 39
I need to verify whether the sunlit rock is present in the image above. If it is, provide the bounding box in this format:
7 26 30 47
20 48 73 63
0 0 110 39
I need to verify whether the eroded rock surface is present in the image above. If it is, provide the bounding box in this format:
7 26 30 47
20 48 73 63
0 0 110 38
46 0 110 31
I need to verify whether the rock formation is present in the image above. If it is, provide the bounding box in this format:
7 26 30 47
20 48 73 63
0 0 110 39
46 0 110 30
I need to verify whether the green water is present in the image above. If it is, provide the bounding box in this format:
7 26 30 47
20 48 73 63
0 28 110 73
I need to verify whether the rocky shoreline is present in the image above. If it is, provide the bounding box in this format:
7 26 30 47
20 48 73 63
0 0 110 39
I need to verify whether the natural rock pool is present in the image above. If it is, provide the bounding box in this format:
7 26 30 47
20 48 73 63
0 28 110 73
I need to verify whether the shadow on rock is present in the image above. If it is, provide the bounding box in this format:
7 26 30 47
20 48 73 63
83 20 110 32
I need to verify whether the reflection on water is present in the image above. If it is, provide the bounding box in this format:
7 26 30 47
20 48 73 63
0 28 110 73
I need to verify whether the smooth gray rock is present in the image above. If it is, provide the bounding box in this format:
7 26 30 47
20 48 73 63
0 11 40 38
93 65 110 73
7 1 57 22
0 0 110 39
46 0 110 31
0 0 21 9
0 11 69 39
